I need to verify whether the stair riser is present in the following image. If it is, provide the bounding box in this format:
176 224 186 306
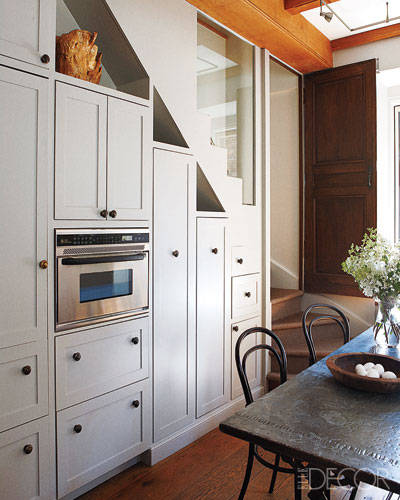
272 322 348 348
270 350 340 374
272 296 302 321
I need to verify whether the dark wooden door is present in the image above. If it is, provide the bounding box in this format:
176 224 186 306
304 59 377 296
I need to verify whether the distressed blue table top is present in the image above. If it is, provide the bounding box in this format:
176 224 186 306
220 329 400 492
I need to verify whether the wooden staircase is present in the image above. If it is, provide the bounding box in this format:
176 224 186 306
268 288 347 390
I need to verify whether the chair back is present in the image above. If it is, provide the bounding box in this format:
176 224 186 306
302 304 350 366
235 327 287 406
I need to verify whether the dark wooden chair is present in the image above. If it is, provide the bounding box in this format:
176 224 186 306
235 327 305 500
301 304 350 367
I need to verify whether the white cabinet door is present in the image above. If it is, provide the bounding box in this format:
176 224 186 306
196 218 228 417
107 97 151 220
153 149 194 441
0 0 54 69
56 318 149 410
0 417 51 500
57 380 150 498
231 317 262 400
55 82 107 220
0 66 48 348
0 341 48 433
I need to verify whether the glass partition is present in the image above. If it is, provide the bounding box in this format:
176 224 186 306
197 16 254 205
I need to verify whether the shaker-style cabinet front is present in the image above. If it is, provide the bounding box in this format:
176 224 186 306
55 82 151 221
0 0 54 70
0 65 48 349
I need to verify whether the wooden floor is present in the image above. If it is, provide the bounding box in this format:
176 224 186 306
80 428 299 500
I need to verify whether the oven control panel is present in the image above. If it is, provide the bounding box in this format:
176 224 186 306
57 232 150 247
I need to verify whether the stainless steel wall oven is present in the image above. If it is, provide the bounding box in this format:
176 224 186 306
56 229 149 331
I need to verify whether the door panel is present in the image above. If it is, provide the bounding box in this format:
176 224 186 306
55 82 107 220
107 97 151 220
304 59 377 296
0 66 48 348
153 149 194 441
196 218 227 417
0 0 54 69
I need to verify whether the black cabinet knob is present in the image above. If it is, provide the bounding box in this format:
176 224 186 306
132 400 140 408
100 209 108 218
109 210 117 218
211 248 218 254
233 325 239 332
72 352 81 361
23 444 33 454
245 292 251 298
237 258 243 264
41 54 50 64
21 365 32 375
131 337 139 345
74 424 82 433
172 250 179 258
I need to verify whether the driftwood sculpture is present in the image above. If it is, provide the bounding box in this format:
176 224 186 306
56 29 102 84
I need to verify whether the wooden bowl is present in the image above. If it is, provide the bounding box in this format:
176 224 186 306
326 352 400 394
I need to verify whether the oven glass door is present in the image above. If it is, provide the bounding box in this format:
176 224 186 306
57 252 149 328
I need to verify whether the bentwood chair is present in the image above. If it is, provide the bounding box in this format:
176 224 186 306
235 327 305 500
301 304 350 367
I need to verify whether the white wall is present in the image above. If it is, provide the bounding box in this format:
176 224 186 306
269 60 299 289
333 37 400 71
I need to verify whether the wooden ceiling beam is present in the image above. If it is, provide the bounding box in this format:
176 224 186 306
331 23 400 51
284 0 339 16
187 0 332 73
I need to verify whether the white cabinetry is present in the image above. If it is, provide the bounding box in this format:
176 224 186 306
0 0 54 70
232 273 261 321
0 65 48 349
153 149 195 442
55 82 151 221
57 380 150 497
0 417 51 500
196 218 229 417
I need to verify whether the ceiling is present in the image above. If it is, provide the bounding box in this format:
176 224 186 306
303 0 400 40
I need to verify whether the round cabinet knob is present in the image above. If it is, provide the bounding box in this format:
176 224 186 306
232 326 239 332
73 424 82 433
21 365 32 375
131 337 139 345
245 291 251 298
132 400 140 408
109 210 117 218
39 260 48 269
72 352 81 361
237 258 243 264
172 250 179 258
100 209 108 218
23 444 33 455
40 54 50 64
211 248 218 254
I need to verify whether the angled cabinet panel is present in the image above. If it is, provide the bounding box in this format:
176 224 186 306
107 97 151 220
0 0 54 70
153 149 195 441
55 82 107 220
196 218 228 417
0 66 48 348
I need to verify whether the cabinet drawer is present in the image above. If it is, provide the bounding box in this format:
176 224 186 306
231 318 262 400
231 246 259 277
232 274 261 320
56 318 149 410
0 342 48 433
57 380 151 497
0 417 50 500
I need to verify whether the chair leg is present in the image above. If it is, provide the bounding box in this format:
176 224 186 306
269 454 280 493
294 468 302 500
238 444 255 500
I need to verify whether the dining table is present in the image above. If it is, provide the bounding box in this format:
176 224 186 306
220 328 400 497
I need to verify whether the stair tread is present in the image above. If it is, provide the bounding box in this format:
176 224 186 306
267 372 295 382
272 311 340 331
271 288 303 305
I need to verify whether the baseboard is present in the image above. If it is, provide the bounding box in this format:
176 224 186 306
271 258 299 290
146 385 265 466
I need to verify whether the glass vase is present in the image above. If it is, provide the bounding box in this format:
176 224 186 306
373 298 400 349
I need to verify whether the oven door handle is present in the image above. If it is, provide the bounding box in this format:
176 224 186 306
61 253 146 266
